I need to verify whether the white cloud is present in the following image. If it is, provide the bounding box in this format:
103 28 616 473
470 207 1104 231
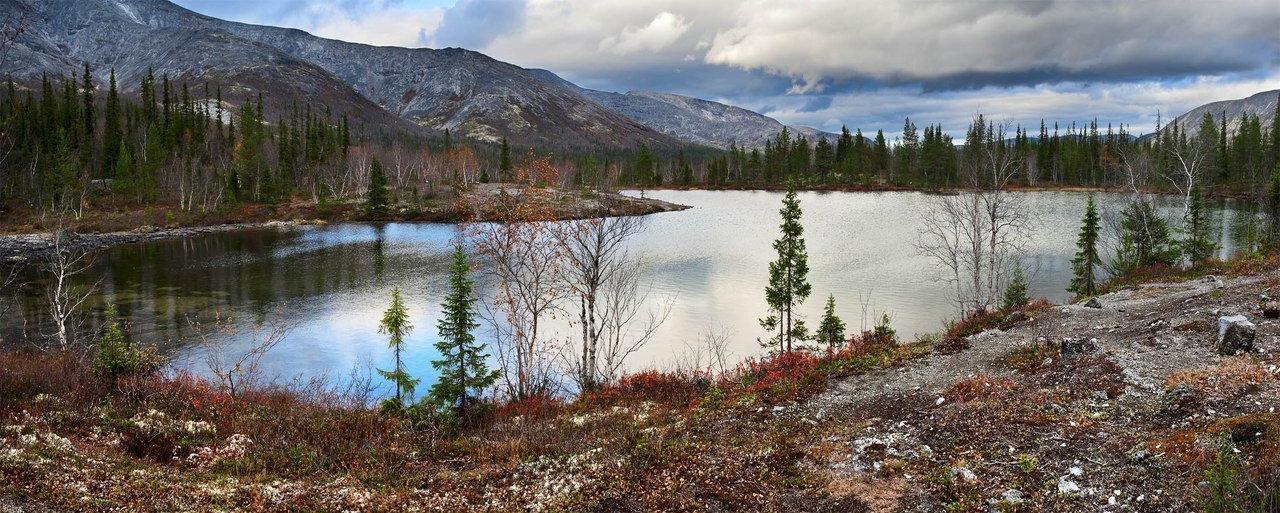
306 7 445 47
599 11 692 55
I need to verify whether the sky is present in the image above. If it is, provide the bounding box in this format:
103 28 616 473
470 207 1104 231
171 0 1280 139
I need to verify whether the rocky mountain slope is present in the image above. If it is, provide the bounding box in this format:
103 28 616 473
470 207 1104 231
0 0 414 131
1 0 830 152
0 0 681 150
1167 89 1279 140
531 69 836 149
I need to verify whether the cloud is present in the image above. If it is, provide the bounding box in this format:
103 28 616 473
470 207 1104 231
796 95 831 113
172 0 1280 146
599 12 692 55
703 0 1280 91
173 0 445 48
432 0 526 49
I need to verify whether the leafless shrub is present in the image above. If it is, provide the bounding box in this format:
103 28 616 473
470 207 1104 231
190 304 291 399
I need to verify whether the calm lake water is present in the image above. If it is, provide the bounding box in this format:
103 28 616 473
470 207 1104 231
0 190 1253 391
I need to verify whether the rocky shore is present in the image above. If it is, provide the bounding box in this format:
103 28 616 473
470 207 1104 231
0 188 688 263
0 221 306 263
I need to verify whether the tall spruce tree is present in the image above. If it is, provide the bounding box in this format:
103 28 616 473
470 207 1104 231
760 180 812 352
498 137 512 182
377 287 419 407
1069 196 1101 297
365 156 389 216
429 243 498 416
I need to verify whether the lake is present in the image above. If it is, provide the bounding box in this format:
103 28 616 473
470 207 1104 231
0 190 1254 393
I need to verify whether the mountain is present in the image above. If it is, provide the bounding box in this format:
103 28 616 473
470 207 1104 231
530 69 837 150
0 0 681 150
1166 89 1279 140
2 0 834 152
0 0 415 131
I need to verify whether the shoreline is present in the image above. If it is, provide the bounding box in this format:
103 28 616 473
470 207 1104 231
0 189 689 262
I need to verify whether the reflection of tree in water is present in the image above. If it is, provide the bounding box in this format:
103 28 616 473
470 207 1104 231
1228 200 1263 254
372 223 387 284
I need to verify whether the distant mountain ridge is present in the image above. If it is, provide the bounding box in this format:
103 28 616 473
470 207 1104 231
529 69 837 149
1166 89 1279 140
0 0 828 152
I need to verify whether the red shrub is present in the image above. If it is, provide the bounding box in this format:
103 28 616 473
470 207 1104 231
945 375 1016 403
582 370 706 409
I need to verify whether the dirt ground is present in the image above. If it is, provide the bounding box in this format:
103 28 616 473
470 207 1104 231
789 270 1280 511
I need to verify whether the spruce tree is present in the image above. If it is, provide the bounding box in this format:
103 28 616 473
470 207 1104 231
1181 185 1216 266
499 136 512 182
1266 166 1280 251
634 143 654 186
1069 196 1101 297
1002 262 1029 311
1114 198 1177 273
103 69 121 178
92 304 157 391
815 294 846 348
377 287 419 407
760 180 812 352
429 244 498 416
365 156 389 216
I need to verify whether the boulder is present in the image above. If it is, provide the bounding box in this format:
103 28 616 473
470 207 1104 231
1084 297 1102 309
1216 315 1257 355
1060 337 1099 360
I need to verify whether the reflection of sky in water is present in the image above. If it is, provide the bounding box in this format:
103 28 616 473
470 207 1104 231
1 191 1254 397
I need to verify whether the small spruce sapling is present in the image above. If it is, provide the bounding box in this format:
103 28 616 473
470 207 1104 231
815 294 846 348
1002 262 1029 311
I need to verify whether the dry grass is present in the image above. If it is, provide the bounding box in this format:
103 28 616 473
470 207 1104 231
1166 356 1278 398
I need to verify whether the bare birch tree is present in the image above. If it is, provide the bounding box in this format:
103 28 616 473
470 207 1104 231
915 116 1033 317
469 156 567 400
42 227 96 349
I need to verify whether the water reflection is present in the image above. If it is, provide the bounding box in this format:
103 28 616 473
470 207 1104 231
0 190 1255 391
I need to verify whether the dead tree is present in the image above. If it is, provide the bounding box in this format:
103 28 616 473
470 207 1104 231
42 227 96 349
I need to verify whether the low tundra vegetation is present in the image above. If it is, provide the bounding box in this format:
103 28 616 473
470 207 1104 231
0 319 929 510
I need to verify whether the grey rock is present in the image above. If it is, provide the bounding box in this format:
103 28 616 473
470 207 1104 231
1170 382 1196 400
1060 337 1100 360
1149 318 1170 331
1217 315 1257 355
1084 297 1103 308
1091 391 1110 402
1058 476 1081 494
1129 449 1152 462
1068 466 1083 477
950 467 978 484
1043 403 1067 415
1002 489 1023 503
1263 301 1279 319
